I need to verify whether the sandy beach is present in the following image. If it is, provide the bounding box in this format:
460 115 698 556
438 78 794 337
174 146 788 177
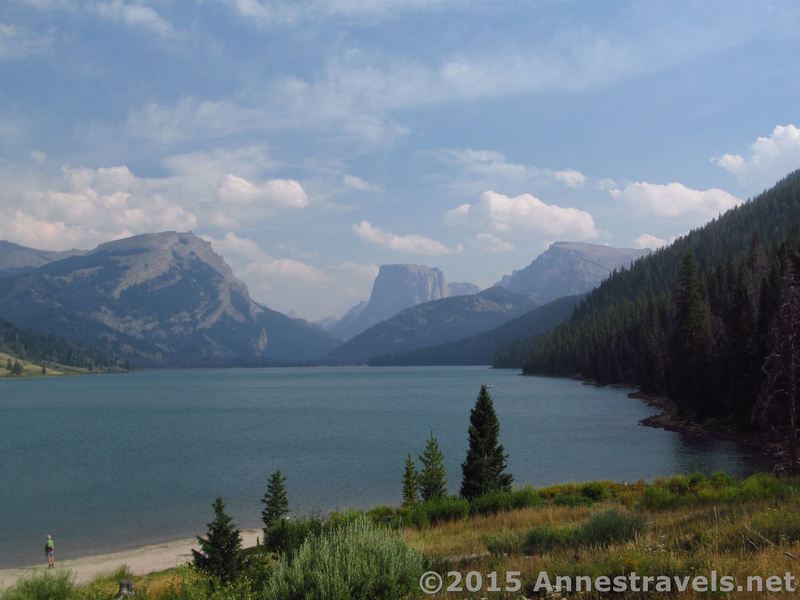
0 529 261 590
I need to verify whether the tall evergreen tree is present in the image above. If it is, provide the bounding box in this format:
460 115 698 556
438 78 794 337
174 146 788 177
418 433 447 501
5 357 11 371
11 360 22 375
460 385 513 499
402 454 419 506
758 251 800 475
261 469 289 531
668 254 713 417
192 497 242 584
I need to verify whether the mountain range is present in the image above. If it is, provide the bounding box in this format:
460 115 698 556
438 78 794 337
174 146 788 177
0 233 652 368
325 264 479 340
0 232 338 366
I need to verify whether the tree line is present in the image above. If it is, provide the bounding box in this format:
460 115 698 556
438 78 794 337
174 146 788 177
0 319 129 371
517 168 800 465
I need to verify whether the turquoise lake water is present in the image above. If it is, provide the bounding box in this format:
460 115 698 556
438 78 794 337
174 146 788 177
0 366 767 567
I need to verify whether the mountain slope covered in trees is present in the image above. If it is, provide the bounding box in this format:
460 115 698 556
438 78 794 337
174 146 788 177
517 169 800 438
369 293 583 366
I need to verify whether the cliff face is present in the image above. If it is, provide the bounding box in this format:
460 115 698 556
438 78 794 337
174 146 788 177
0 232 338 365
497 242 651 303
331 264 477 340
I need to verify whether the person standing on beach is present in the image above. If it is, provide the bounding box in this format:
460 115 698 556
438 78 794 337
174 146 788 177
45 534 54 568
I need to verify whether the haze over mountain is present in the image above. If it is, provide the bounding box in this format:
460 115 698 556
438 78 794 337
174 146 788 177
370 293 584 367
328 264 478 340
0 232 339 366
497 242 651 303
326 286 538 364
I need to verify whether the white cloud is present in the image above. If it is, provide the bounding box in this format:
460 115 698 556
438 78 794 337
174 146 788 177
712 124 800 189
633 233 669 250
126 21 709 148
447 191 598 240
30 149 46 163
610 181 742 220
553 169 587 188
352 220 451 255
207 232 328 284
0 165 196 249
595 177 617 191
468 232 514 254
90 1 173 35
343 174 382 192
225 0 465 25
0 23 50 61
436 148 587 192
216 175 309 208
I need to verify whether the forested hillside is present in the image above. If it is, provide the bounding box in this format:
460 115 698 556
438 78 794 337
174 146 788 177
369 294 583 366
0 319 124 371
519 169 800 435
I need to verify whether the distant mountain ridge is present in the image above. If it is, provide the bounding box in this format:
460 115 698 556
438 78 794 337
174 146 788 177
326 286 538 364
369 294 584 366
328 264 478 340
0 240 85 275
0 232 339 366
497 242 650 303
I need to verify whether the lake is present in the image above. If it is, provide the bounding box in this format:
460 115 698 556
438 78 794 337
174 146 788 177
0 366 767 567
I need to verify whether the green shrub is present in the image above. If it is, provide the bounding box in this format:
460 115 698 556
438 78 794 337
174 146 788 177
554 494 593 507
265 516 324 555
0 570 77 600
366 505 400 527
404 496 470 527
262 517 425 600
578 509 645 546
523 526 573 554
483 529 524 555
643 485 681 509
581 481 612 501
468 486 541 517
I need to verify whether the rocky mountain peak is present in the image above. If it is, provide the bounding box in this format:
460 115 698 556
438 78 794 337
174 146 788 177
497 241 650 303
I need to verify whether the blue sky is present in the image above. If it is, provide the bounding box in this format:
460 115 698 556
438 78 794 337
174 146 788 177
1 0 800 319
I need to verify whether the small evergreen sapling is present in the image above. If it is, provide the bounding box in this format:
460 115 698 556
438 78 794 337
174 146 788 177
261 469 289 529
192 497 242 584
402 454 419 506
418 433 447 501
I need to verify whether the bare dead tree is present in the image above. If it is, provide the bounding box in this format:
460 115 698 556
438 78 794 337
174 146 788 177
757 257 800 476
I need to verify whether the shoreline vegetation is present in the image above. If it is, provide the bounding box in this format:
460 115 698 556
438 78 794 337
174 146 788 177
1 472 797 599
3 385 796 599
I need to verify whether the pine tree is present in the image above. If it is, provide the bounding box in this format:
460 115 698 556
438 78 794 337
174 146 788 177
41 363 47 375
192 497 242 584
418 433 447 501
261 469 289 530
460 385 513 499
757 252 800 475
402 454 419 506
668 254 713 417
5 358 11 371
11 360 22 375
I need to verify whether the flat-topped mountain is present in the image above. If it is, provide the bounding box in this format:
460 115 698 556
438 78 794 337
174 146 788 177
0 232 338 366
497 242 650 303
329 264 478 340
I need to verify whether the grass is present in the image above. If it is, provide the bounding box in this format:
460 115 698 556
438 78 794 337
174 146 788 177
0 350 89 378
4 473 800 599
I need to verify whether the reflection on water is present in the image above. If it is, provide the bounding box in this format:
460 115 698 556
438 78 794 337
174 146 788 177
0 366 768 567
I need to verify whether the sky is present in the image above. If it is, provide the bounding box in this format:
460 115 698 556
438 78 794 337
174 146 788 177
1 1 800 320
